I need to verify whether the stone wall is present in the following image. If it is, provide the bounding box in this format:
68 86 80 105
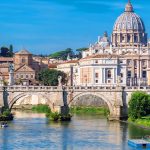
70 94 108 107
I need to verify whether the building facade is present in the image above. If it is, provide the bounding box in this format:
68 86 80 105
77 0 150 87
0 49 50 85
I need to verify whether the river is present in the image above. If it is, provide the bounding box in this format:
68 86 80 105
0 111 150 150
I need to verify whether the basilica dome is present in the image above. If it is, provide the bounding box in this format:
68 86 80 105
113 1 145 32
112 0 147 47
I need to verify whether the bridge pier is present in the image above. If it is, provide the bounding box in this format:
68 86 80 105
0 107 2 114
109 106 122 121
0 87 4 114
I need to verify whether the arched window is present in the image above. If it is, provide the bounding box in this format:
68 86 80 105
134 35 138 43
22 57 25 63
127 35 131 43
107 70 111 78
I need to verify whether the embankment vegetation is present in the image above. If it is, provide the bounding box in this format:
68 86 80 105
0 109 13 121
128 91 150 128
70 106 109 116
31 104 71 121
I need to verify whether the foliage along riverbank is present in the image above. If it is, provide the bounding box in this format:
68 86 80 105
128 117 150 129
70 106 109 116
31 105 109 121
31 104 71 121
0 109 13 121
32 104 51 113
128 91 150 128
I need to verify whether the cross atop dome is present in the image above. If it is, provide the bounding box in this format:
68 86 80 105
125 0 134 12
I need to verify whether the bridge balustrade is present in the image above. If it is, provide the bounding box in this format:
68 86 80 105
1 85 150 92
2 86 61 91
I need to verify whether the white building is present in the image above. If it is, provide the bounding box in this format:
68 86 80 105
78 0 150 86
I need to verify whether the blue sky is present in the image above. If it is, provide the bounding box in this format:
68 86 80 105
0 0 149 54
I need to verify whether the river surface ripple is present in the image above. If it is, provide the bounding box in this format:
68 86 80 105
0 111 150 150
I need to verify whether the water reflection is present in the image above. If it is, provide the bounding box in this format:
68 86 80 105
128 123 150 139
0 111 150 150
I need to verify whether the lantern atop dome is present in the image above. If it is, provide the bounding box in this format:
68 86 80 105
125 0 134 12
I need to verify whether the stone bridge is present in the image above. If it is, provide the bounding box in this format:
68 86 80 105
0 85 150 120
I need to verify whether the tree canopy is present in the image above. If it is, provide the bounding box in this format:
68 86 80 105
49 48 74 60
0 45 14 57
38 69 67 86
76 47 88 52
128 91 150 120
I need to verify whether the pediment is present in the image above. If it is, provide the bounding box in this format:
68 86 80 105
15 65 35 72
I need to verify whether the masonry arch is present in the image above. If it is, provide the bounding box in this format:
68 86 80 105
69 92 114 114
8 92 54 111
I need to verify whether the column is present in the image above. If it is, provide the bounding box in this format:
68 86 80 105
114 68 116 84
131 59 134 78
137 59 140 78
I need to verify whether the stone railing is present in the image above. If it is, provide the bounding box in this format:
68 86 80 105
0 85 150 92
2 86 62 92
124 86 150 91
63 86 121 91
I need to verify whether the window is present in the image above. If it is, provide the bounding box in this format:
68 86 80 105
142 60 147 67
108 80 111 83
142 71 147 78
127 71 131 78
95 60 98 64
127 35 131 42
134 35 138 42
107 70 111 78
16 75 19 79
127 60 132 66
95 73 99 78
95 49 98 53
31 75 34 79
134 60 137 67
122 36 125 42
119 60 123 64
26 75 28 79
95 80 98 83
120 73 123 78
134 73 137 78
21 75 23 79
22 57 26 63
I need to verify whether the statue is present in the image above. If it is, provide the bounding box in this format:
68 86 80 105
8 63 14 86
0 75 4 86
9 63 14 73
58 76 62 86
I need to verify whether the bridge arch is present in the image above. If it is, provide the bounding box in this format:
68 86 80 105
69 92 114 114
8 92 54 111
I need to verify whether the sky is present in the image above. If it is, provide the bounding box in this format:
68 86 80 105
0 0 149 54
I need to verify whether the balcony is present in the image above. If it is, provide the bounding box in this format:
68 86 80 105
127 78 147 87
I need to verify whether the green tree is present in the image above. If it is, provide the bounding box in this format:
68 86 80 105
38 69 67 86
76 47 88 52
128 91 150 120
50 48 74 60
0 45 14 57
0 47 9 57
76 47 88 58
9 44 14 57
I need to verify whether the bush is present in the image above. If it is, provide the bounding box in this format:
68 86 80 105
49 112 60 121
2 109 11 117
70 106 109 116
47 112 72 121
38 69 67 86
32 104 51 113
0 109 13 121
128 91 150 120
